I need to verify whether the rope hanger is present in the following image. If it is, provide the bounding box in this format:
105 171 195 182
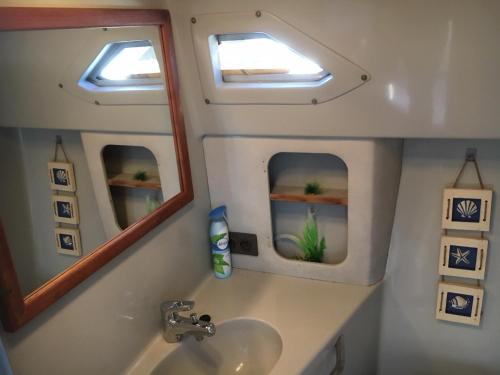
53 135 69 163
452 148 484 189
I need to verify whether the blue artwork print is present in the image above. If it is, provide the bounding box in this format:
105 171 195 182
445 292 473 317
448 245 477 271
52 168 69 186
58 233 75 250
451 198 481 223
56 201 73 218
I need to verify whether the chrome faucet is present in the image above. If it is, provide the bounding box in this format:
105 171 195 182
161 300 216 343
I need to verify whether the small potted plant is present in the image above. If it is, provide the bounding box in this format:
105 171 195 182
133 170 149 181
304 181 322 195
276 208 326 263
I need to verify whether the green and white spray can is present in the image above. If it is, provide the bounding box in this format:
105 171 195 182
209 205 232 279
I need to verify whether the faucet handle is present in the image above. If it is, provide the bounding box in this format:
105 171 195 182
190 312 198 324
161 300 195 318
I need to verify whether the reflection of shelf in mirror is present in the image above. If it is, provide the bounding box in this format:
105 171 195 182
107 173 161 190
270 185 348 206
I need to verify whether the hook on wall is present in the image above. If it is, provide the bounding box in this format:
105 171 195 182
465 147 477 162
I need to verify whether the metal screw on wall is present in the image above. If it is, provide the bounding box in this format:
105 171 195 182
191 17 197 24
255 10 262 18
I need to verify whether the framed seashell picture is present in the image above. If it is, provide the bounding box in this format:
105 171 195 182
442 188 493 231
54 227 81 256
52 195 79 224
48 162 76 192
436 282 484 326
438 236 488 280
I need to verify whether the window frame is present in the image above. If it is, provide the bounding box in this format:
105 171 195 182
191 11 370 105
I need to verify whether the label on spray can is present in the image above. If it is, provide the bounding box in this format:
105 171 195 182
211 232 229 250
210 220 229 250
212 249 232 279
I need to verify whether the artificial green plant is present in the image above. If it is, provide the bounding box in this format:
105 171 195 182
145 195 160 213
133 170 148 181
304 181 322 195
277 208 326 263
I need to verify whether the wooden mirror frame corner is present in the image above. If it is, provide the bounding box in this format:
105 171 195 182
0 7 193 332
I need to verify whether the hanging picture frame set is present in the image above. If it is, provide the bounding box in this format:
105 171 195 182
442 188 492 232
436 150 492 326
436 282 484 326
54 227 82 256
52 195 79 224
438 236 488 280
49 136 82 257
48 161 76 192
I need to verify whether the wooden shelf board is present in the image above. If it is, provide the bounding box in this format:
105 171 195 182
270 185 348 206
107 173 161 190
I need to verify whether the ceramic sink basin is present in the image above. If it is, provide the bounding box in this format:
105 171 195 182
151 318 282 375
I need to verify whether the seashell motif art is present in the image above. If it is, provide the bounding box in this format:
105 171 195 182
55 228 81 256
61 235 73 247
48 162 76 192
436 282 483 325
449 295 470 310
443 189 492 231
55 169 68 184
456 199 478 218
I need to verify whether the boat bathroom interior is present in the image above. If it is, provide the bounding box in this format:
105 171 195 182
0 1 499 374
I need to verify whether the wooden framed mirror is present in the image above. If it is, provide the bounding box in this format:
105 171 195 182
0 8 193 332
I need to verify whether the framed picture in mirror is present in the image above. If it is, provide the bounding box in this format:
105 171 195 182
0 7 193 332
54 227 82 257
48 162 76 192
52 195 79 224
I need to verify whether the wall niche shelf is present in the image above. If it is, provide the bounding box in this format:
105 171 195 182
107 173 162 190
82 132 181 239
269 152 348 265
270 185 348 206
203 136 403 285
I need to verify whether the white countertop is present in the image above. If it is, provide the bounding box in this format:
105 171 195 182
127 269 379 375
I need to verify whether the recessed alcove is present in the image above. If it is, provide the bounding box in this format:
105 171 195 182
82 132 180 238
203 136 402 285
102 145 163 229
269 152 348 264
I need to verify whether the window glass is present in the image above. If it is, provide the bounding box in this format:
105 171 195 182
215 33 330 83
83 40 162 88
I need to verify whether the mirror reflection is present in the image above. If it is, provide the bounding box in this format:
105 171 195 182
103 145 164 230
0 26 180 296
